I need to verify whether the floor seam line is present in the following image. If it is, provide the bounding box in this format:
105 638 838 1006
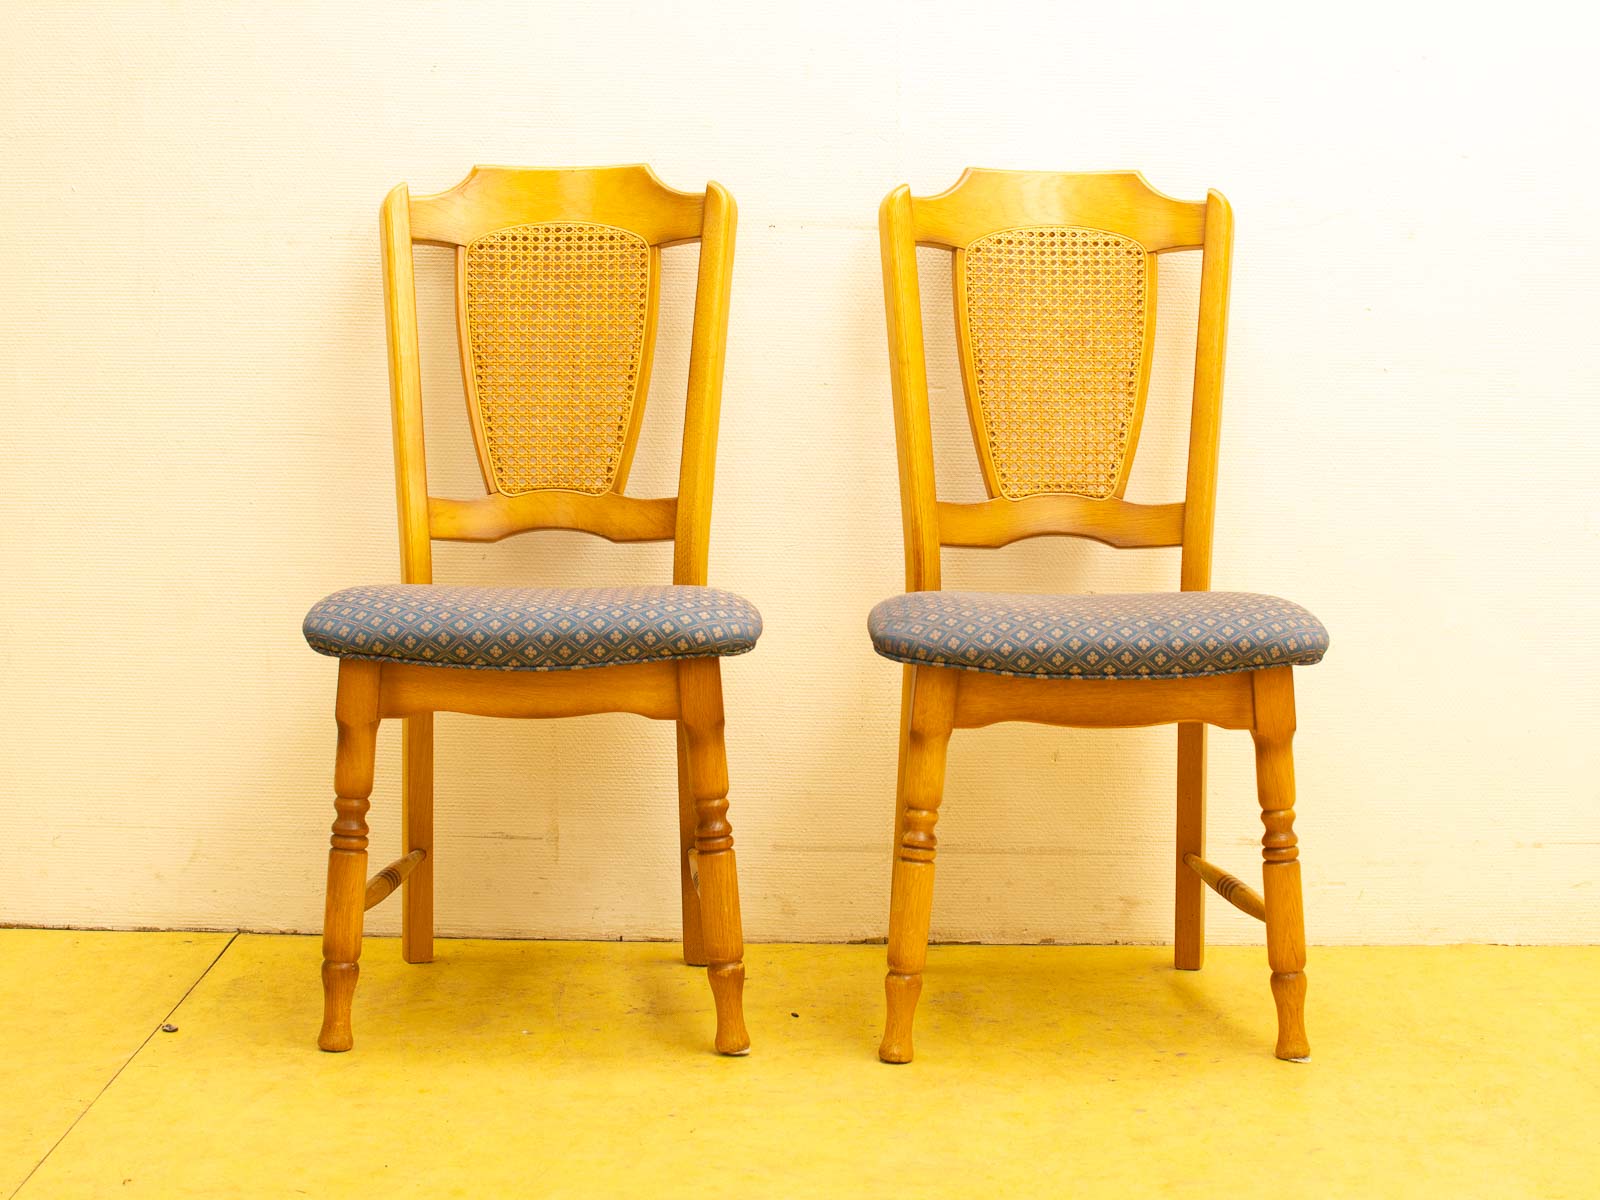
7 931 241 1200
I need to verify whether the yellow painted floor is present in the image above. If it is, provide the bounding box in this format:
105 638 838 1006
2 934 1594 1198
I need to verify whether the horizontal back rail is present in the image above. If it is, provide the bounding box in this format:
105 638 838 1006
428 492 677 544
937 495 1184 550
364 849 426 912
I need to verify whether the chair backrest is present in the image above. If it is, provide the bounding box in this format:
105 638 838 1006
878 169 1233 592
380 164 736 586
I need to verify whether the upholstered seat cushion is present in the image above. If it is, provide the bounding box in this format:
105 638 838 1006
305 584 761 672
868 590 1328 680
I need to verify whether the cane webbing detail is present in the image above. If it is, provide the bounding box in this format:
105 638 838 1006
462 222 651 496
962 225 1150 500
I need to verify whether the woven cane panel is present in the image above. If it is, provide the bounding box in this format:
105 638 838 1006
462 222 652 496
962 225 1150 500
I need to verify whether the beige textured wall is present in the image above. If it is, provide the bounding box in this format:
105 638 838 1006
3 1 1597 945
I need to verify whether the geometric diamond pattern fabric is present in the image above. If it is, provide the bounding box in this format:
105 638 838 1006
868 590 1328 680
304 584 760 672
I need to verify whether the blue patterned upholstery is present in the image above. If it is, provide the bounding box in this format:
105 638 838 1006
305 584 761 672
868 590 1328 680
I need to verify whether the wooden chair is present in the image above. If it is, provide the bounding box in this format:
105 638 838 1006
871 170 1330 1062
301 164 757 1055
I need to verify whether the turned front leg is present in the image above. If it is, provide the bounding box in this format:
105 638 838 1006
319 661 380 1052
1251 668 1309 1061
678 660 749 1056
881 668 958 1064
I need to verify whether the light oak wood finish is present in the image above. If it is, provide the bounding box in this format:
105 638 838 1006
400 714 433 964
1182 852 1265 923
876 169 1313 1062
677 658 750 1054
1174 722 1207 969
426 492 677 544
1251 667 1309 1060
937 494 1184 550
364 849 427 913
318 660 380 1052
676 721 707 968
881 667 959 1064
314 165 750 1054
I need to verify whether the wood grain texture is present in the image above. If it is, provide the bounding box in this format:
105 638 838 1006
364 849 426 912
1179 191 1233 593
676 721 706 967
408 164 704 248
672 182 737 587
913 170 1206 253
376 660 682 722
937 495 1184 550
400 714 433 964
319 660 381 1052
879 185 943 591
1182 853 1265 922
428 492 676 544
1252 667 1309 1060
952 672 1255 731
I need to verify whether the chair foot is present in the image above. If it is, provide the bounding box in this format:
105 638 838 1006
708 962 750 1055
318 961 358 1052
879 971 922 1063
1271 970 1310 1060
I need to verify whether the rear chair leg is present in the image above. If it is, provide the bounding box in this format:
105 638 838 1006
320 661 381 1052
401 712 434 965
1251 668 1310 1061
678 661 749 1055
1174 721 1207 970
881 667 958 1064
